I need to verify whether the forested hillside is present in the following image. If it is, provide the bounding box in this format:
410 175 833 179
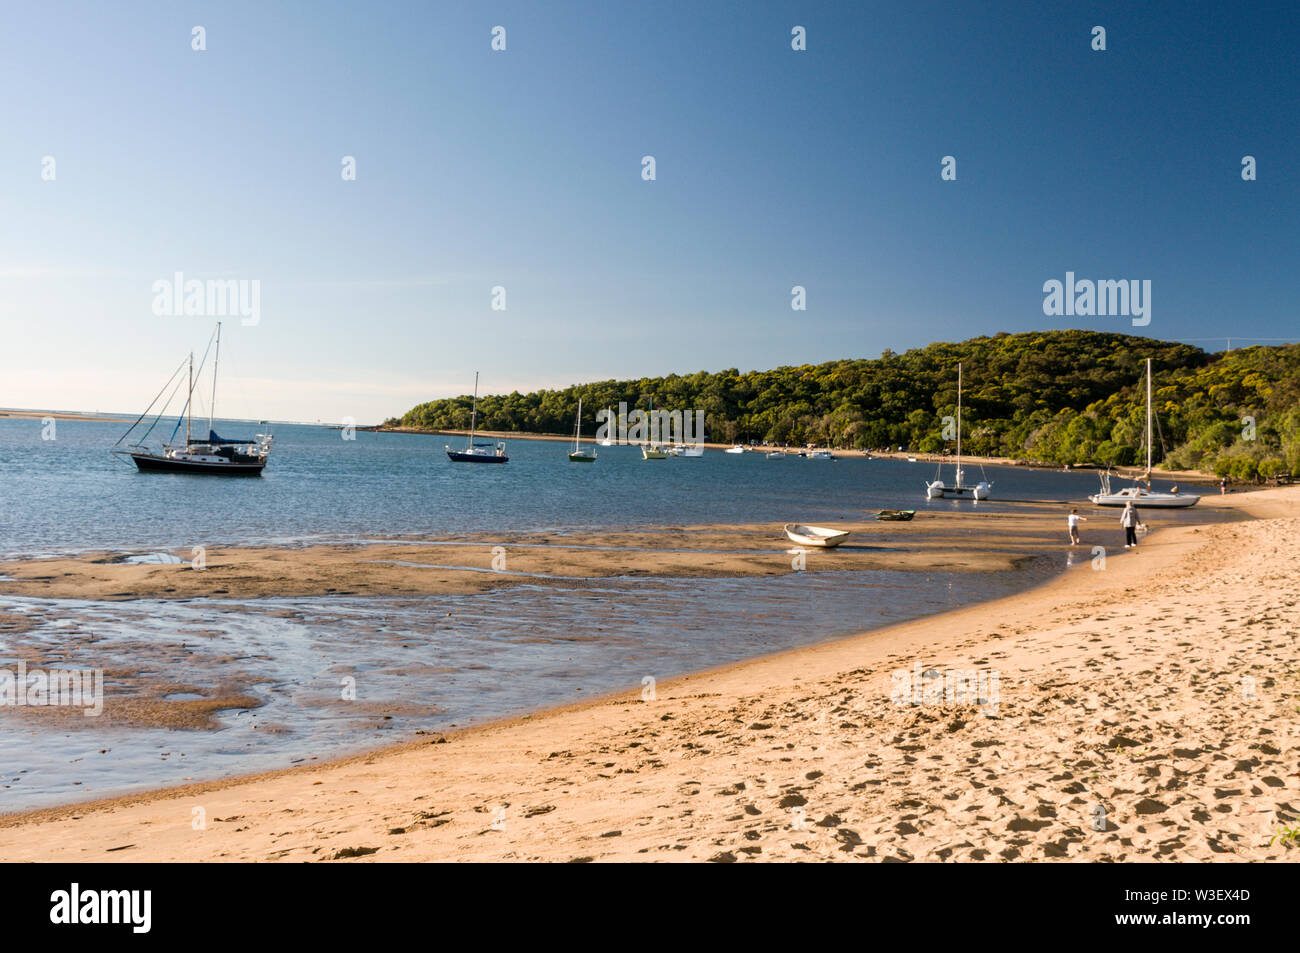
389 331 1300 478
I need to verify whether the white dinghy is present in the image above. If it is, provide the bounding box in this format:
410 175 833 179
783 524 850 548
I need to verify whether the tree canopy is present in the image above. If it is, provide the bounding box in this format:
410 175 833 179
387 330 1300 479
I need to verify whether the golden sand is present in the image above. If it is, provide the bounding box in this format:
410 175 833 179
0 488 1293 861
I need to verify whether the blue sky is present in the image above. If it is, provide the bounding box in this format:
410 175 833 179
2 1 1296 423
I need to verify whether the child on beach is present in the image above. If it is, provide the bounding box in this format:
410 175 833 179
1067 508 1086 545
1120 500 1141 548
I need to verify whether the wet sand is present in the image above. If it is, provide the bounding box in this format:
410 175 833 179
0 509 1075 601
0 488 1292 861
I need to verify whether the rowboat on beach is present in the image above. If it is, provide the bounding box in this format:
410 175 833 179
876 509 916 521
783 524 850 548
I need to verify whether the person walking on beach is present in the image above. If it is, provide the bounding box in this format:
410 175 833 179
1220 476 1227 495
1068 507 1087 545
1120 500 1141 548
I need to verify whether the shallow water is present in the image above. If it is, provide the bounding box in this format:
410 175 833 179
1 561 1067 810
0 415 1233 811
0 416 1211 559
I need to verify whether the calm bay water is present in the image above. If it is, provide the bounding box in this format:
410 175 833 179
0 416 1202 558
0 414 1228 809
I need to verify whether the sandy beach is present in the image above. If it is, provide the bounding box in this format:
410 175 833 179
0 487 1294 861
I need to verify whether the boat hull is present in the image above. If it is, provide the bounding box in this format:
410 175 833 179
568 452 597 462
446 451 508 463
783 524 850 548
1089 493 1199 508
877 510 916 521
129 453 265 476
926 481 990 500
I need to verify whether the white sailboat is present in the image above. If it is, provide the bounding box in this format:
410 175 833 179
568 398 597 462
1089 359 1200 508
925 363 991 500
641 395 668 459
598 406 615 446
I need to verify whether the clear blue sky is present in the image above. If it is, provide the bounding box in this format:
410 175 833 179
2 1 1296 423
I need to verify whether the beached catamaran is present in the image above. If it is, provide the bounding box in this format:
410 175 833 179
568 398 597 462
112 322 273 475
925 362 991 500
1089 358 1200 507
446 372 508 463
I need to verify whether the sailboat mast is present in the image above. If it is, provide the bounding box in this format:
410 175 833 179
208 322 221 440
186 352 193 444
1146 358 1153 476
956 362 962 474
468 371 479 449
574 397 583 450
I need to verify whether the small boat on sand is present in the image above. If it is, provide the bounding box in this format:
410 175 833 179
1088 359 1199 508
876 509 916 522
783 524 850 548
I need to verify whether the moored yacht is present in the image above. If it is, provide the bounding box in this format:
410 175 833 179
446 372 508 463
113 322 273 476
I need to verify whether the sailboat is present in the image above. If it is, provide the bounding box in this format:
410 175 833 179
598 406 615 446
641 395 667 459
568 398 597 462
1089 359 1200 507
112 322 273 475
446 372 508 463
925 362 991 500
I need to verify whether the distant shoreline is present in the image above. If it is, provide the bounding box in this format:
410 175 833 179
0 409 126 423
378 425 1224 484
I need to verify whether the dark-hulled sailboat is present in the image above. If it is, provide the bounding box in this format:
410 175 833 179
112 322 273 476
445 372 508 463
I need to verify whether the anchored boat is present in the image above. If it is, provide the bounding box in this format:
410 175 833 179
568 398 597 462
446 372 508 463
112 322 272 476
